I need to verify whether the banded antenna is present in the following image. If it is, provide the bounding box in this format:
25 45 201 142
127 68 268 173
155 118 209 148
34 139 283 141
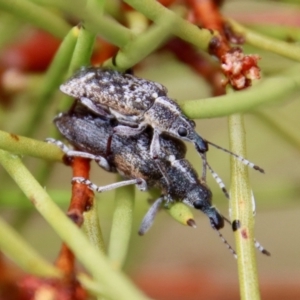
254 239 271 256
206 140 264 173
200 153 229 199
211 223 237 259
223 217 271 256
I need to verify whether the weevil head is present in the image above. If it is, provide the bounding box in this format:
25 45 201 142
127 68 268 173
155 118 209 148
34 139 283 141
60 67 98 98
169 116 208 153
184 184 224 230
147 97 208 152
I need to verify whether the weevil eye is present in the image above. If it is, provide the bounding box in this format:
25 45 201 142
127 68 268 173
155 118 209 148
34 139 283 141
178 127 188 137
193 200 203 209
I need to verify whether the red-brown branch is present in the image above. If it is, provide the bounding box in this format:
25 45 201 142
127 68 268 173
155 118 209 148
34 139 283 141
185 0 260 90
164 38 225 96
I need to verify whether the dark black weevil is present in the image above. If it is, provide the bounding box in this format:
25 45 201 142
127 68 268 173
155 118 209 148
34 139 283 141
53 104 224 233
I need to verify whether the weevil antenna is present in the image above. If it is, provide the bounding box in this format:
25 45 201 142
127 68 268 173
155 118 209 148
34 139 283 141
200 152 207 180
254 239 271 256
211 223 237 259
229 218 271 256
200 153 229 199
223 216 232 226
206 140 264 173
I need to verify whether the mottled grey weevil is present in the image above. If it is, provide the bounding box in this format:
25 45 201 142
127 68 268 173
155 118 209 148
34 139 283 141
59 67 208 161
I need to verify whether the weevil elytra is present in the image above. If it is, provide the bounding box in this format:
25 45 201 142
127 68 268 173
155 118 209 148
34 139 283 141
53 104 227 238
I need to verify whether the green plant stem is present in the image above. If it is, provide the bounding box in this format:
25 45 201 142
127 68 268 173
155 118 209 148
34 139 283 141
180 75 300 119
253 110 300 153
228 114 260 300
23 26 78 136
67 27 96 75
83 199 106 254
78 273 109 298
0 216 62 278
59 8 97 112
25 0 131 47
247 24 300 41
0 130 63 162
123 0 217 51
0 0 71 39
0 150 150 300
108 183 135 270
228 19 300 62
104 16 176 70
84 11 133 48
0 190 70 207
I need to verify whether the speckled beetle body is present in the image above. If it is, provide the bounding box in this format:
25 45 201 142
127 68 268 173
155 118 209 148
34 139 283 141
60 67 208 160
54 104 224 233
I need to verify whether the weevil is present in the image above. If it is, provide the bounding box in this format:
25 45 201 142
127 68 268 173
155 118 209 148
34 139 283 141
51 104 269 257
52 105 232 247
60 67 264 190
59 67 208 160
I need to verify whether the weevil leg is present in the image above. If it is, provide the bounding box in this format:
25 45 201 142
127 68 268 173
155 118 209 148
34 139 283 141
72 177 148 193
138 197 164 235
113 122 147 136
149 129 161 159
79 97 113 119
45 138 112 171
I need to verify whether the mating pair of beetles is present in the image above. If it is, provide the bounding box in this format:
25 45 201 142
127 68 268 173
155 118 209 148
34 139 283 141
52 67 265 256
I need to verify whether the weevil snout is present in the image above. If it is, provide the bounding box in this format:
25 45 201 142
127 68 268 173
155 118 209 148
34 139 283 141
193 201 224 230
194 136 209 153
209 210 225 230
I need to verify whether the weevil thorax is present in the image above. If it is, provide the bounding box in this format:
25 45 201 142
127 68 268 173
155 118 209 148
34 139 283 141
60 67 168 117
144 97 208 153
159 157 197 198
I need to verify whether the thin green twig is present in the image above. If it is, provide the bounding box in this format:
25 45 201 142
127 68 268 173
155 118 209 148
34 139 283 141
0 150 151 300
0 190 70 207
0 216 62 278
108 183 135 270
23 26 78 136
228 19 300 62
0 130 63 162
123 0 217 51
228 114 260 300
58 2 97 112
83 199 106 254
104 17 176 70
247 24 300 41
84 11 133 48
0 0 71 39
180 75 300 119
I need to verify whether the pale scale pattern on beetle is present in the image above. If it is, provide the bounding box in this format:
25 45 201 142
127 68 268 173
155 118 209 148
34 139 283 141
60 67 168 116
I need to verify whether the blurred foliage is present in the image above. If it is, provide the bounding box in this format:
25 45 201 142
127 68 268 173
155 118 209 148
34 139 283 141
0 0 300 299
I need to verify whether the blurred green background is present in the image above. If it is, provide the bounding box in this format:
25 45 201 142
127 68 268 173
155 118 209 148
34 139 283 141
0 0 300 299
